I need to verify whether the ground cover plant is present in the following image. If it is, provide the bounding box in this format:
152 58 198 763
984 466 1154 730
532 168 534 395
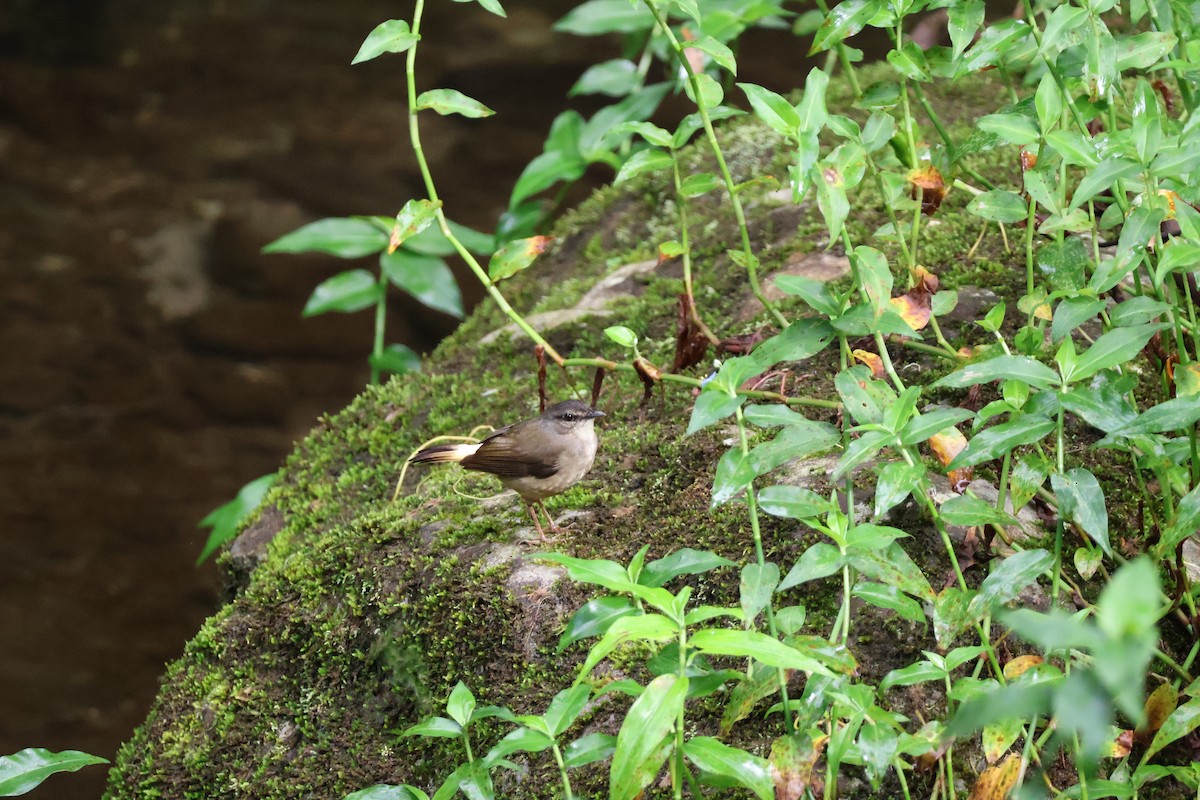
318 0 1200 796
75 0 1200 798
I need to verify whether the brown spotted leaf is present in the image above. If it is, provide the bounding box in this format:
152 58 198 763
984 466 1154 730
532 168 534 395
967 753 1021 800
488 235 553 281
1137 682 1179 742
929 427 972 489
1002 654 1044 681
770 733 827 800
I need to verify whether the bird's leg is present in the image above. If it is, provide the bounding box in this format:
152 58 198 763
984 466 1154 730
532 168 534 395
523 501 553 543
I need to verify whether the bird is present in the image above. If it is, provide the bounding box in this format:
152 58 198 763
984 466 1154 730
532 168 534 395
409 399 605 541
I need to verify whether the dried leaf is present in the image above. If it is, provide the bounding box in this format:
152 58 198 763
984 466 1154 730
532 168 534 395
719 328 772 355
633 357 660 406
1138 682 1179 742
852 349 886 378
770 734 827 800
1002 654 1043 680
1107 728 1134 758
673 294 710 372
1020 149 1037 172
967 753 1021 800
929 426 973 489
908 165 946 216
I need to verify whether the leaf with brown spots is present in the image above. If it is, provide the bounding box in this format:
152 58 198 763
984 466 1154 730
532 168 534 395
488 235 553 281
770 733 827 800
967 753 1021 800
1020 149 1037 172
1137 682 1178 743
1002 654 1043 680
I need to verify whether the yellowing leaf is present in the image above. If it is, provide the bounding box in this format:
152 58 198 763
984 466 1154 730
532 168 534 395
488 236 553 281
967 753 1021 800
1002 654 1043 680
852 349 885 378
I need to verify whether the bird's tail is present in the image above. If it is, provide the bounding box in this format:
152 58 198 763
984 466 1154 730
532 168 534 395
409 442 481 464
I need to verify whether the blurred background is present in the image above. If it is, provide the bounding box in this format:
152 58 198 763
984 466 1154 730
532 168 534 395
0 1 807 797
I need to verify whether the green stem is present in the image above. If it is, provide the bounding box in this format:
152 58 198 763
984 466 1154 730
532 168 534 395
371 267 388 386
405 0 564 365
642 0 788 328
551 742 574 800
736 405 795 734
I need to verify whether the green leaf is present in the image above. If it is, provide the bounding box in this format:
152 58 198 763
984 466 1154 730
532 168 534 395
966 190 1028 223
743 404 812 428
939 495 1018 527
488 236 549 281
0 748 108 796
381 251 463 318
641 548 735 587
532 553 637 594
810 0 877 54
737 82 800 138
740 562 781 625
683 738 773 800
570 59 640 97
688 36 737 74
558 596 639 651
1068 157 1142 211
687 391 745 435
1051 469 1110 555
1037 237 1089 292
679 172 721 197
977 113 1040 145
544 684 592 737
614 148 673 184
446 682 476 727
1060 383 1137 433
369 344 421 376
610 674 688 800
947 0 984 58
346 785 431 800
779 542 843 590
1114 31 1177 71
577 614 679 680
352 20 419 65
1161 483 1200 554
1092 205 1165 292
947 416 1056 470
402 716 463 739
967 549 1054 617
1110 296 1170 327
1045 130 1099 167
758 485 831 520
564 732 617 768
886 42 931 81
899 408 974 446
197 472 277 564
555 0 655 35
264 217 389 258
853 582 926 623
1071 323 1166 382
416 88 495 118
873 461 925 519
1052 297 1105 343
934 586 974 649
303 269 382 317
484 728 553 767
388 199 442 249
690 629 833 674
848 542 935 601
712 448 756 506
604 325 639 349
685 73 723 109
932 355 1060 391
881 660 946 691
1114 395 1200 435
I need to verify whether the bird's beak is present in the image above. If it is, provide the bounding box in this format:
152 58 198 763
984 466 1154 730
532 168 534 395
587 409 606 419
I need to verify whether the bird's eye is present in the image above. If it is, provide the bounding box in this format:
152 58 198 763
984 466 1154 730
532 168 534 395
561 413 577 421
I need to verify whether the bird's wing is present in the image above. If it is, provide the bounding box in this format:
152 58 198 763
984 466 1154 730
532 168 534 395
461 422 559 479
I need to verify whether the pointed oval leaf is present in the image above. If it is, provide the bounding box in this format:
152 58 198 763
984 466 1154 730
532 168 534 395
416 89 495 118
737 82 800 138
302 269 382 317
967 190 1028 223
381 251 463 318
488 235 552 281
0 748 108 796
352 20 420 65
683 737 773 800
1071 323 1166 382
558 596 638 651
947 416 1056 470
1051 468 1110 555
966 548 1054 617
564 732 618 768
690 629 834 675
641 548 736 587
932 355 1060 391
610 675 688 800
264 217 389 258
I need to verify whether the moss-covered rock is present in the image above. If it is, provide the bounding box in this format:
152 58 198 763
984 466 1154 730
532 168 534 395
103 66 1089 800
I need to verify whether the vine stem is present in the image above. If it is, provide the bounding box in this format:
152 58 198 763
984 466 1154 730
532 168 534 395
641 0 788 329
405 0 564 365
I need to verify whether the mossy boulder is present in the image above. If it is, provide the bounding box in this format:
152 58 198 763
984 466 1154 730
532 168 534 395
104 67 1061 800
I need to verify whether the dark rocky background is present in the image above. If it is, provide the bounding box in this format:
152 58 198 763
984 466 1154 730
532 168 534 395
0 2 808 797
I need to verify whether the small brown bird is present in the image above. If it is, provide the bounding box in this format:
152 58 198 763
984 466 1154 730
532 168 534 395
409 399 605 540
